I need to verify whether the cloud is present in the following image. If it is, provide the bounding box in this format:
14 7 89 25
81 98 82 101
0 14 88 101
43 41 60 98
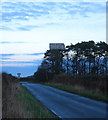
0 54 15 56
26 53 44 55
0 26 13 31
0 53 44 67
2 2 49 22
2 0 107 2
7 53 44 56
1 58 42 68
1 63 35 67
64 2 105 18
17 25 40 31
0 53 43 71
2 59 42 64
0 52 44 56
0 41 12 44
1 2 106 31
0 41 27 44
0 57 11 60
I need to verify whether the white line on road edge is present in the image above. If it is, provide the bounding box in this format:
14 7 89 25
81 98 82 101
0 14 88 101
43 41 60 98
51 109 62 119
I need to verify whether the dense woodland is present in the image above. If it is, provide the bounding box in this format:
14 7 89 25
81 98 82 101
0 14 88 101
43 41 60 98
34 41 108 82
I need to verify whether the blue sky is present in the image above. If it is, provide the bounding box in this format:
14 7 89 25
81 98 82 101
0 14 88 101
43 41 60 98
0 0 106 77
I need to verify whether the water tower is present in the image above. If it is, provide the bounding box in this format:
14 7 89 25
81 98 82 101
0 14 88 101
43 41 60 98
17 73 21 79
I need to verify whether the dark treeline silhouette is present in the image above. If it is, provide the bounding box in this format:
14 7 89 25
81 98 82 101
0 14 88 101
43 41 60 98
64 41 108 76
34 41 108 82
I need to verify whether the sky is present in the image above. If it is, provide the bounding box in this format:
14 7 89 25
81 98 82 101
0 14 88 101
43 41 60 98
0 0 106 77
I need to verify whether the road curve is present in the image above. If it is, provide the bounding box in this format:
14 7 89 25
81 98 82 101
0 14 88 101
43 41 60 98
21 82 107 119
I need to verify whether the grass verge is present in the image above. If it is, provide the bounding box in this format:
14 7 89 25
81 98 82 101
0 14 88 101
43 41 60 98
44 83 108 103
16 85 57 118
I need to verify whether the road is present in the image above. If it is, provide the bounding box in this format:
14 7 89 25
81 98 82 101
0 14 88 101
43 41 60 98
21 82 107 119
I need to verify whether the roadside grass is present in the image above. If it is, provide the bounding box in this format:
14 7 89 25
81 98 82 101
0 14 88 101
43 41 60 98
16 85 57 118
44 83 108 103
2 72 57 118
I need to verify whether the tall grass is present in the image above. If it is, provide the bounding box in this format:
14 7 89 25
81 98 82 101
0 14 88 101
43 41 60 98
51 74 107 95
44 83 108 103
2 72 57 118
16 86 57 118
44 74 108 103
2 72 26 118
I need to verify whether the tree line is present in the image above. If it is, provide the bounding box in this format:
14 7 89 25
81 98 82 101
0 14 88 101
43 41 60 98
34 41 108 82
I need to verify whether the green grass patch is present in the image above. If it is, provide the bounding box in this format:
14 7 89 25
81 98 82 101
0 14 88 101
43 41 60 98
44 83 108 103
16 85 58 118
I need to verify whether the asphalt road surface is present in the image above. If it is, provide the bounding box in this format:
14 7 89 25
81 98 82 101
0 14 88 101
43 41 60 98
21 82 107 119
